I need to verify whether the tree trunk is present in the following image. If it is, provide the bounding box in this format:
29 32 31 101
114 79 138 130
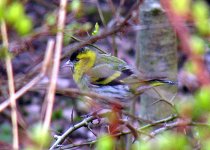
136 0 177 121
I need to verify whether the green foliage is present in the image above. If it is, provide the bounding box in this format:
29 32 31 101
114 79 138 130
52 108 63 120
190 36 205 55
156 132 191 150
192 1 210 34
1 1 32 35
70 0 81 12
133 132 191 150
170 0 190 16
6 2 24 23
66 21 92 32
96 134 114 150
176 100 194 118
92 22 99 36
0 123 12 143
195 85 210 112
45 12 56 26
194 126 210 150
64 22 92 44
182 85 210 119
14 16 32 35
28 123 52 148
69 0 83 17
132 141 151 150
184 60 197 74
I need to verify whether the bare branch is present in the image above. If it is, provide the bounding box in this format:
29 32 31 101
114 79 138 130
43 0 67 131
1 20 19 150
50 116 97 150
0 38 54 112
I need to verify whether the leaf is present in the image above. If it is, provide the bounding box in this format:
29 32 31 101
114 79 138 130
92 22 99 36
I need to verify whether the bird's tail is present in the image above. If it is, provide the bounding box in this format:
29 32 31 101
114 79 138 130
133 79 177 95
146 79 177 86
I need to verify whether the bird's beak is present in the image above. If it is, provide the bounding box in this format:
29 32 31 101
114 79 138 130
62 60 73 68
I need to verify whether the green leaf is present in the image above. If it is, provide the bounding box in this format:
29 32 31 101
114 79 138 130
132 140 150 150
190 36 205 55
92 22 99 36
184 60 197 74
157 132 191 150
170 0 190 16
69 0 82 15
29 123 52 148
192 1 210 34
96 134 114 150
52 109 63 120
45 13 56 26
15 15 32 35
195 85 210 111
6 2 24 23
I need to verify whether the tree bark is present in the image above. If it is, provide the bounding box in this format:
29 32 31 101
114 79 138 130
136 0 177 121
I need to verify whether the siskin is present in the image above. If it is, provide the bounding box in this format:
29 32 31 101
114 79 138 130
65 47 175 105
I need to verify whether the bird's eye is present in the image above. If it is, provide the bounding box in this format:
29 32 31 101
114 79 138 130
75 58 80 62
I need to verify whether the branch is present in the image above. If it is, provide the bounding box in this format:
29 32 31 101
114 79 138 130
42 0 67 132
0 38 54 112
52 114 176 149
54 116 210 149
50 115 97 149
11 0 141 93
1 20 19 149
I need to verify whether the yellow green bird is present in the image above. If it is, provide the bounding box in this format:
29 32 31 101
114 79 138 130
66 47 175 103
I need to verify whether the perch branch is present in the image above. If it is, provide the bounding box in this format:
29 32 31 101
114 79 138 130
50 116 97 150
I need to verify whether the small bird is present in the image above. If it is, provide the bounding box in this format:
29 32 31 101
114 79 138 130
66 47 175 105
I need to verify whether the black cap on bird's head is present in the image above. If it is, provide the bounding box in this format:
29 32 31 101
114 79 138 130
64 48 89 72
70 48 86 62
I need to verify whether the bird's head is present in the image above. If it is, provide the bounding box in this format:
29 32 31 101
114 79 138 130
66 48 97 83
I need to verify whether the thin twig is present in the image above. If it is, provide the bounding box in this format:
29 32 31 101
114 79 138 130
43 0 67 131
50 116 97 149
144 119 193 140
1 20 19 149
33 87 124 109
0 0 141 112
40 39 55 119
56 140 97 150
70 35 107 54
58 117 210 149
0 38 54 113
54 115 177 149
107 0 116 17
63 0 142 58
150 87 176 109
56 88 124 108
96 0 106 26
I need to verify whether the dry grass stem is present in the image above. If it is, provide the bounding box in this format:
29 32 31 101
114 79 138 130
0 38 55 112
1 20 19 150
43 0 67 131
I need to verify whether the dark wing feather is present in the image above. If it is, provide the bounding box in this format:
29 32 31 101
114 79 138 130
87 63 134 86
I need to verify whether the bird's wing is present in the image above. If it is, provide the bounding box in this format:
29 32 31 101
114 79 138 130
96 54 128 70
87 63 134 86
